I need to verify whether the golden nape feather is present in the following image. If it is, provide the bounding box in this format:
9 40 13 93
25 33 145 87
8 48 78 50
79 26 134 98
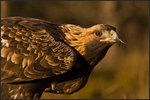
1 17 124 99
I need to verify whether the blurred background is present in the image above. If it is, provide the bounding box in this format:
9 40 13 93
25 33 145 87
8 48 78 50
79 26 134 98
1 1 149 99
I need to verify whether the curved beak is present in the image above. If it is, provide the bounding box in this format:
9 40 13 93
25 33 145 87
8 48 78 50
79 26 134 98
99 30 126 46
111 30 126 46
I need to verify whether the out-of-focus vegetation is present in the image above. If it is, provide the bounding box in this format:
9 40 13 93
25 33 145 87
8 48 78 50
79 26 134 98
1 1 149 99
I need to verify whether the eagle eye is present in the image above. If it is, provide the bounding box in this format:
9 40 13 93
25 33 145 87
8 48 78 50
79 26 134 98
95 31 102 36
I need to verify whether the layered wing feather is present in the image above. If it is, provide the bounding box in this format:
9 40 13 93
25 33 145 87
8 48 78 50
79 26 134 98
1 17 76 83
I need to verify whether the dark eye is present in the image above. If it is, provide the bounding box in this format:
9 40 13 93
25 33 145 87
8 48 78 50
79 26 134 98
95 31 102 36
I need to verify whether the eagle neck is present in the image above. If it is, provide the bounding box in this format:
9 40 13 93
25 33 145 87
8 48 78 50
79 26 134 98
89 45 111 68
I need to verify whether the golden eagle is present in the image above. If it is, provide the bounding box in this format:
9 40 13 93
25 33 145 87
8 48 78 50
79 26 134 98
1 17 124 99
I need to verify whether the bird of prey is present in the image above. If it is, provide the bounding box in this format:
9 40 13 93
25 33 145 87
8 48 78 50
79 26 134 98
1 17 124 99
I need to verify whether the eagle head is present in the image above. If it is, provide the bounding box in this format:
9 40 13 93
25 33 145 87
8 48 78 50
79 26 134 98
85 24 125 45
62 24 125 66
77 24 125 66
